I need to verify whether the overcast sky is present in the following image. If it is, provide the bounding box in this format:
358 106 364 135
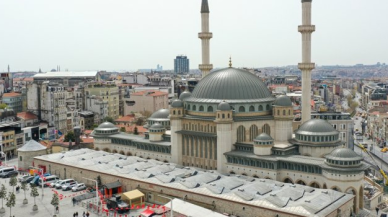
1 0 387 72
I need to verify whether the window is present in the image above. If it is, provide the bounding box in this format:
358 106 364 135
259 105 263 111
19 156 22 161
207 106 213 112
239 106 245 112
192 105 196 111
199 105 204 111
249 106 255 112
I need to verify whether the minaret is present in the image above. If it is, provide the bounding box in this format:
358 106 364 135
7 65 10 73
298 0 315 123
198 0 213 78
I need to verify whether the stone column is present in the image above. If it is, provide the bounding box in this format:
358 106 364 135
298 0 315 123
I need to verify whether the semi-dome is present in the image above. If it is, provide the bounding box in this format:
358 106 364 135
171 99 183 108
217 101 231 111
254 133 273 141
274 95 292 107
188 67 274 103
150 123 165 130
149 109 170 119
98 122 117 129
296 119 338 136
179 90 192 101
325 148 363 161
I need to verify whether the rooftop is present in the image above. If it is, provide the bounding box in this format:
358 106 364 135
17 112 38 120
2 92 21 97
33 71 98 78
35 149 354 217
132 90 168 97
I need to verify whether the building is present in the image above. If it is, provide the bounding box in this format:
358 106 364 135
85 95 108 124
17 139 47 171
33 71 100 86
17 112 39 128
34 149 356 217
2 92 23 113
79 111 94 130
124 90 168 115
174 55 189 74
85 82 119 119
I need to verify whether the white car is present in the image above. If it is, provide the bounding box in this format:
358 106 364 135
72 183 86 192
61 181 77 191
18 175 31 182
50 180 62 188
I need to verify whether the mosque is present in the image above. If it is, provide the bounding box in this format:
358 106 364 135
89 0 380 214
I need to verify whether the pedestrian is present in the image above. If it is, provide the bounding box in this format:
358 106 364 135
72 197 76 206
76 211 79 217
56 206 59 213
86 211 90 217
73 213 76 217
83 211 86 217
376 207 379 215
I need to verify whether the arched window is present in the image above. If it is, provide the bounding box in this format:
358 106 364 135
173 111 176 115
283 110 286 115
192 105 196 111
187 104 191 110
266 104 270 110
277 110 280 116
262 124 271 135
178 110 181 115
259 105 263 111
249 125 259 141
199 105 204 111
237 126 246 142
218 114 220 118
249 106 255 112
208 106 213 112
222 114 225 118
288 110 291 115
239 106 245 112
228 114 230 118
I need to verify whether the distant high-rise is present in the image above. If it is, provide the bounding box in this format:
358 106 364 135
174 55 189 74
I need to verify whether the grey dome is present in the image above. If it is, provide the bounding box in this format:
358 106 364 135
150 123 165 130
296 119 338 135
189 67 274 103
326 148 363 161
171 99 183 108
18 140 47 152
149 109 170 119
254 133 273 141
218 101 231 111
274 95 292 107
98 122 117 129
179 90 192 101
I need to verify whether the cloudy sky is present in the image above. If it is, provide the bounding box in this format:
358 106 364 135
1 0 387 72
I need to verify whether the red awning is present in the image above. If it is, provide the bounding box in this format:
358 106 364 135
141 209 154 217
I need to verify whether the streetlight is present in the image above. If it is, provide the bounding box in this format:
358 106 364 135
83 177 99 215
158 195 173 217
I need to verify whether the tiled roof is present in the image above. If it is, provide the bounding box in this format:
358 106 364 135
115 115 136 122
17 112 38 120
3 92 21 97
131 90 168 97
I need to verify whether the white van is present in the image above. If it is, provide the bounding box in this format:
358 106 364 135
55 179 75 189
38 175 59 187
0 167 17 178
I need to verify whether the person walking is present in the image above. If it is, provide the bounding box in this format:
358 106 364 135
56 206 59 214
72 197 76 206
86 211 90 217
83 211 86 217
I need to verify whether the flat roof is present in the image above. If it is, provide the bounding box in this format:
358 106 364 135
33 71 98 78
35 149 354 217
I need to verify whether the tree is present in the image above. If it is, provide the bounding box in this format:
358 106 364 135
21 181 29 204
50 194 59 215
134 127 139 135
64 131 75 142
92 124 99 130
5 192 15 216
9 177 17 193
120 127 126 132
0 103 7 109
30 186 39 211
0 185 6 214
136 117 145 126
103 116 114 123
140 111 152 118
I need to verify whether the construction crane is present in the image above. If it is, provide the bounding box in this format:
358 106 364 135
357 143 388 186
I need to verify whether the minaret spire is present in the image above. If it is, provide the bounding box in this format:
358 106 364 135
7 65 10 73
198 0 213 78
298 0 315 123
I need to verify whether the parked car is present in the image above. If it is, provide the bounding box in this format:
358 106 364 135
18 175 31 182
55 179 75 189
62 181 77 191
0 168 18 178
72 183 86 192
38 175 59 187
50 180 62 188
22 176 35 184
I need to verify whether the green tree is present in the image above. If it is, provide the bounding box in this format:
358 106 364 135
30 185 39 210
103 116 114 123
9 177 17 193
134 126 139 135
50 194 59 215
120 127 126 132
92 124 99 130
6 192 15 216
64 131 75 142
136 117 145 126
0 103 7 109
21 181 29 204
0 185 6 213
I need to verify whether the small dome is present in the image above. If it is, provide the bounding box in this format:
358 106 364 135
171 99 183 108
254 133 273 141
179 90 192 101
149 109 170 119
274 95 292 107
325 148 363 161
218 101 231 111
97 122 117 129
150 123 165 130
296 119 338 135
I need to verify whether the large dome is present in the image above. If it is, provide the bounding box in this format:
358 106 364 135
98 122 117 129
296 119 338 136
189 67 273 103
149 109 170 119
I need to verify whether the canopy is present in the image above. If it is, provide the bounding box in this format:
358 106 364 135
122 189 145 207
122 189 144 200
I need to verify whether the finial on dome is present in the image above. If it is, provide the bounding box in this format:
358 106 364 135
229 56 232 68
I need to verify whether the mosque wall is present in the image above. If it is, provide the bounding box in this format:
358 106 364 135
299 145 337 158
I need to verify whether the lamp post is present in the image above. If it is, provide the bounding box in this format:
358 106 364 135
83 177 99 215
158 195 173 217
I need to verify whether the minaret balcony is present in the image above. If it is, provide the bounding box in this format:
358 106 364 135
198 32 213 39
298 63 315 71
199 64 213 71
298 25 315 33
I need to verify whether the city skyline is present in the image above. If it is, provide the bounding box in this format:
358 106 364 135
1 0 387 72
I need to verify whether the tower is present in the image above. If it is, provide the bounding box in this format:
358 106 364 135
298 0 315 123
198 0 213 78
